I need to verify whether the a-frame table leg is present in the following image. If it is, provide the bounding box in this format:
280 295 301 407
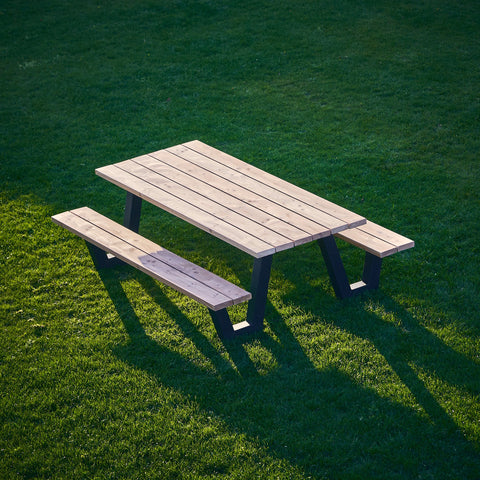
212 254 273 339
208 309 235 340
360 252 382 290
318 236 384 299
245 254 274 330
318 236 353 299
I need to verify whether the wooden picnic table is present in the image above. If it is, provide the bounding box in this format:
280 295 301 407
95 140 367 335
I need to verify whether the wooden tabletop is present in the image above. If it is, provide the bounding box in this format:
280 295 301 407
96 140 365 258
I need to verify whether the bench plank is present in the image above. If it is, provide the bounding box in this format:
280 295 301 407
52 207 251 311
357 221 415 252
335 221 414 258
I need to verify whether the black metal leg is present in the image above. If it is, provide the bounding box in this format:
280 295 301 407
361 252 382 290
210 255 273 339
317 236 353 299
318 237 384 298
246 254 273 328
208 309 235 340
124 192 142 232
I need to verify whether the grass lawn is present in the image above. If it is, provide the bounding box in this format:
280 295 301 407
1 0 479 478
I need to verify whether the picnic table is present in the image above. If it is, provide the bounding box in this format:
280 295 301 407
53 140 414 339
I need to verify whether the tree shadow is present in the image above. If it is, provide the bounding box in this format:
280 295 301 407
97 263 480 479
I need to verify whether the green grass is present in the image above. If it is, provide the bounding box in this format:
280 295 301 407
1 0 480 478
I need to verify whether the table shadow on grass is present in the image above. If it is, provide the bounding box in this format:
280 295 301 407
277 268 480 476
97 265 479 479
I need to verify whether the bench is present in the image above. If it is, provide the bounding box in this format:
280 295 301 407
318 220 414 299
51 207 251 339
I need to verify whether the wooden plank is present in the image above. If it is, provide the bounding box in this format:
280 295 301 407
183 140 366 228
95 165 276 257
357 221 415 252
73 205 163 252
149 150 328 240
335 227 398 258
149 249 250 302
53 210 140 258
68 207 250 301
52 208 251 310
151 149 331 238
167 144 349 234
131 153 314 246
53 209 233 309
114 159 296 251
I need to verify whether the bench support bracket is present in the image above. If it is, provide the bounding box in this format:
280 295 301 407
208 310 264 340
318 237 382 299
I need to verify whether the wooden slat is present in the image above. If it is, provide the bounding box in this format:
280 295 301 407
53 209 235 309
132 153 314 246
96 165 276 257
52 207 251 310
114 159 295 251
335 227 397 258
149 149 331 240
357 221 415 252
149 249 249 301
95 140 370 259
335 221 414 258
167 144 348 234
183 140 366 228
73 206 163 252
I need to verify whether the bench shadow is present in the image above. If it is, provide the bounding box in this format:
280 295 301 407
96 266 243 376
96 262 479 478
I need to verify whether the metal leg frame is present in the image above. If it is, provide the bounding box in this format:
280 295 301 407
209 254 274 340
318 236 382 299
246 255 273 328
208 309 235 340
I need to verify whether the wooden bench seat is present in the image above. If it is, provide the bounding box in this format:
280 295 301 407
52 207 251 338
335 220 415 258
319 221 414 298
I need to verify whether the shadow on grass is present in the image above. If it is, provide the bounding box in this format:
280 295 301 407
97 263 480 479
279 243 480 398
